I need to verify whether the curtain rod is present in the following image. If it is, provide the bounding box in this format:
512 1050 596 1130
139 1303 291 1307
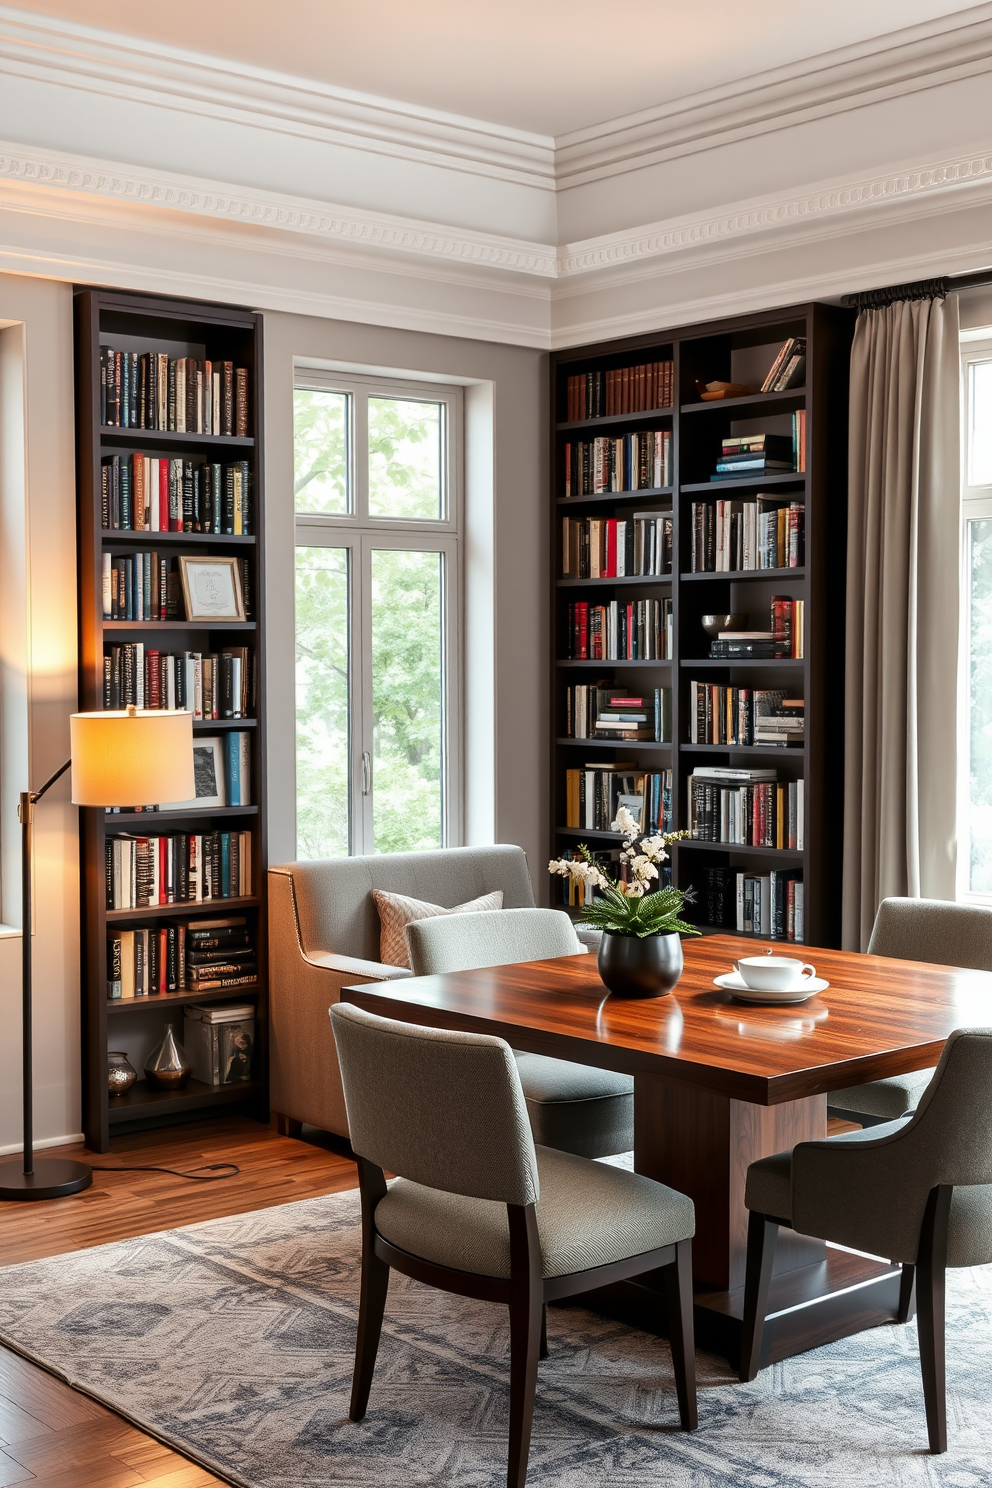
843 267 992 310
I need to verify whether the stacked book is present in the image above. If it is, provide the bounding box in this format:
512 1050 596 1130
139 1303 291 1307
566 684 672 742
760 338 806 392
562 513 672 578
688 767 804 848
566 598 672 661
563 430 672 495
708 598 803 660
565 765 673 834
711 433 795 481
689 497 804 571
689 684 802 747
105 914 256 999
184 1002 256 1085
566 362 673 420
101 454 252 533
105 830 253 908
104 645 252 718
101 347 249 436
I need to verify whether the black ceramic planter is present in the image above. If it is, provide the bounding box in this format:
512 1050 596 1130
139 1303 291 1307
597 930 684 998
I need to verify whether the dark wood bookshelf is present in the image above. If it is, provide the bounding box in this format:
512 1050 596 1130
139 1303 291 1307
550 302 853 947
557 487 672 507
75 287 268 1152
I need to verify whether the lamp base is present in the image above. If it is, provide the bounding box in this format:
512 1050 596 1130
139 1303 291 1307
0 1158 92 1201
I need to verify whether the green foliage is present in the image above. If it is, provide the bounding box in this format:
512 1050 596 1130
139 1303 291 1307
576 878 700 938
294 389 347 513
368 396 442 520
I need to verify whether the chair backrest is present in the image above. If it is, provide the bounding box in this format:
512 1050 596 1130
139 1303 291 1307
269 845 536 961
904 1027 992 1187
868 897 992 971
330 1002 539 1205
407 906 583 977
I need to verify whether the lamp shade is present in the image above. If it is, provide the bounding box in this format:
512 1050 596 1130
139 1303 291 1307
70 709 195 807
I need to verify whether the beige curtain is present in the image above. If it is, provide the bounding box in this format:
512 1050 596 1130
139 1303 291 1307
842 292 961 951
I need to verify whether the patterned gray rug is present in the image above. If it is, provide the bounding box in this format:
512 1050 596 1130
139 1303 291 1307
0 1188 990 1487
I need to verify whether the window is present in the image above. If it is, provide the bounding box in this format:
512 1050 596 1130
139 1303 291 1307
294 370 462 858
960 335 992 899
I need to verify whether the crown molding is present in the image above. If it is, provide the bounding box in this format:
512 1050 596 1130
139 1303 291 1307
556 149 992 279
555 4 992 186
0 5 555 191
0 144 559 278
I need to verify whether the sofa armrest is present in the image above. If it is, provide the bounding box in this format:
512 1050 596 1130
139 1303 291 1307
307 952 411 981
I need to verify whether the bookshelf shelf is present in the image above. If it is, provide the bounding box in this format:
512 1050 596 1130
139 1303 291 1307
100 427 254 450
679 567 805 582
680 472 807 495
107 984 259 1014
680 387 806 415
551 303 852 945
557 575 672 588
104 896 260 925
76 288 268 1152
556 408 673 433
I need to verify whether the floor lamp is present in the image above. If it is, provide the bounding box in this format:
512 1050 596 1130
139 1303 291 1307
0 706 194 1201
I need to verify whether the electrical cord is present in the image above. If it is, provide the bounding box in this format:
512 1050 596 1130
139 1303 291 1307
88 1163 241 1180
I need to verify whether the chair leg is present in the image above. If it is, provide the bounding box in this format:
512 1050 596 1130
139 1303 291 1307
740 1212 779 1383
539 1303 548 1361
661 1237 697 1431
349 1247 390 1422
897 1263 917 1324
916 1186 952 1455
275 1113 303 1137
507 1284 542 1488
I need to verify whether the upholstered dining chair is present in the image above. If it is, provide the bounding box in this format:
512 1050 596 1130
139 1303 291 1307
406 907 634 1159
330 1002 697 1488
829 899 992 1125
740 1028 992 1453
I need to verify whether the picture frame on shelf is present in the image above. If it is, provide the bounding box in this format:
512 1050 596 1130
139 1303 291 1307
165 735 226 809
179 555 245 622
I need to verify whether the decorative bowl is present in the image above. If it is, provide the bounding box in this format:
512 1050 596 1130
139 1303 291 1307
701 613 747 637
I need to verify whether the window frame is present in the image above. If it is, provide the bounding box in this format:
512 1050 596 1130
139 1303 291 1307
293 366 464 858
957 333 992 903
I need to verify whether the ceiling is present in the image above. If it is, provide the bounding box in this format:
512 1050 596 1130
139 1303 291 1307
7 0 977 137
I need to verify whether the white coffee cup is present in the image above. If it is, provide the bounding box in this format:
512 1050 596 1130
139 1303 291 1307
734 955 816 990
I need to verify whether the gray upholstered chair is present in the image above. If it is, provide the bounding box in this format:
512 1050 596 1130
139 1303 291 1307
407 907 635 1159
829 898 992 1125
330 1002 697 1488
268 845 537 1137
740 1028 992 1454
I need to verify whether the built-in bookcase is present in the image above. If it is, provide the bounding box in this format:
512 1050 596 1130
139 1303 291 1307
550 303 852 948
74 289 267 1152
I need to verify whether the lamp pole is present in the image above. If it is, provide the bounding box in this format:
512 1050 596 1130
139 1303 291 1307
0 760 92 1200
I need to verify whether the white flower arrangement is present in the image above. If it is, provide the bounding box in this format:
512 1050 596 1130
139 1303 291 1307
550 806 698 938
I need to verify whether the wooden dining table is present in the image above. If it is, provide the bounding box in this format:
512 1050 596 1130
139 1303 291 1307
342 933 992 1365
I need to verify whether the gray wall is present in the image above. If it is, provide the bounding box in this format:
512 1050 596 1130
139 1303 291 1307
261 311 550 884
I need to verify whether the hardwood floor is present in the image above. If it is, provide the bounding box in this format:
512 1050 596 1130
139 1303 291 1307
0 1117 359 1487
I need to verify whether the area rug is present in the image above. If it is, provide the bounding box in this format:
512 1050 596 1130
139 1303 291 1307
0 1190 991 1488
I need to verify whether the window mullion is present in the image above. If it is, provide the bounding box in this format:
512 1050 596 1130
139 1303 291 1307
357 533 376 855
353 388 369 523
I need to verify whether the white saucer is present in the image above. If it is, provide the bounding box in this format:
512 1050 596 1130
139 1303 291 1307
713 970 829 1004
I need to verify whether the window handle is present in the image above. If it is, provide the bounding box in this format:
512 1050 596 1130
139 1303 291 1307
361 751 373 796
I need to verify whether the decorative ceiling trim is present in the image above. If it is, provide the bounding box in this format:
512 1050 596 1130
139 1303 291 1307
0 144 559 277
555 5 992 186
557 150 992 277
0 5 556 190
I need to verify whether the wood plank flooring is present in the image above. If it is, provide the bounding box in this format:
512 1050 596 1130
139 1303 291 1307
0 1117 359 1487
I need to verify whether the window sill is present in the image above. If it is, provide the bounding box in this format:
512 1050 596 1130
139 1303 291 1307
0 925 22 939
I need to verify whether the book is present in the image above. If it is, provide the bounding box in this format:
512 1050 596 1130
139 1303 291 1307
105 831 253 908
184 1006 256 1085
690 498 804 572
760 338 807 394
565 598 672 661
103 646 253 716
562 429 671 496
565 767 673 834
565 685 672 742
689 772 804 847
101 454 251 534
101 345 248 437
561 513 673 579
566 361 673 420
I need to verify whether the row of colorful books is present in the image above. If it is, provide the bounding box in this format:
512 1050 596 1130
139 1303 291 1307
105 831 253 909
107 915 256 999
563 430 672 496
565 685 672 742
101 454 252 533
566 362 673 421
561 514 673 579
565 599 672 662
689 498 804 572
565 766 673 834
689 684 804 747
103 645 252 718
100 347 250 436
687 767 804 848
